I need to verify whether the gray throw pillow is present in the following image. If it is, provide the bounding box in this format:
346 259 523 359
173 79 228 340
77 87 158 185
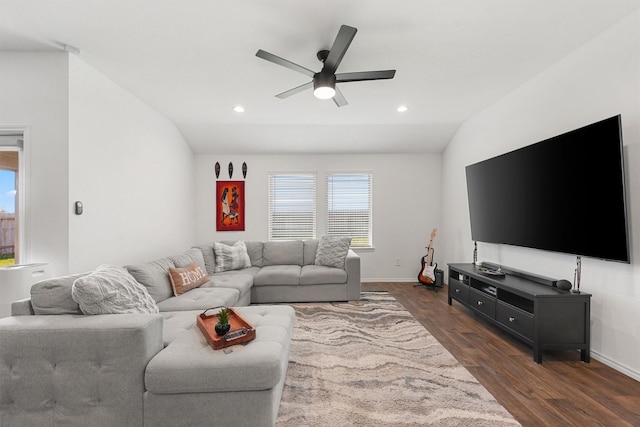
71 265 159 315
314 236 352 269
213 241 252 273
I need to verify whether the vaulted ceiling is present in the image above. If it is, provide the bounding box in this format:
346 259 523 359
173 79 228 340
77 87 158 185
1 0 639 154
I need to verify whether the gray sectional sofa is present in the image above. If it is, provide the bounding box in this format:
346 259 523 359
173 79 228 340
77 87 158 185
0 238 361 427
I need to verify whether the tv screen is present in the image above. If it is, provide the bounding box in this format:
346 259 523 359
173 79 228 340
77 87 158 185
466 115 629 263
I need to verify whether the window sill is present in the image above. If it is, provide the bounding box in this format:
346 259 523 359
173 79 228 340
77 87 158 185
351 246 374 252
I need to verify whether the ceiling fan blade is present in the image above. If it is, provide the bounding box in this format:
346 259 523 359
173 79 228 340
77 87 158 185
323 25 357 74
256 49 316 77
275 81 314 99
332 86 348 107
336 70 396 83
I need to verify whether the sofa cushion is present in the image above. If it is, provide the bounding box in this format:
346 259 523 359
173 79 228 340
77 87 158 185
303 239 319 265
315 235 352 269
300 264 348 285
202 274 253 296
213 241 251 273
244 241 264 267
30 274 85 315
71 265 159 315
209 266 260 279
125 257 176 303
192 243 216 275
263 240 303 266
168 262 208 296
156 287 240 312
160 310 201 346
253 265 301 286
170 248 207 272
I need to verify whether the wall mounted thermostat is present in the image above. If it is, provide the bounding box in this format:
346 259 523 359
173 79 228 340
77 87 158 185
75 201 83 215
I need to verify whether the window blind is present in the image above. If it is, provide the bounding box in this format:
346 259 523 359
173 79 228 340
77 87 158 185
268 174 316 240
326 173 372 247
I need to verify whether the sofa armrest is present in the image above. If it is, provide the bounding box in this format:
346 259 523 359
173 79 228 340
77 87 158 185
345 249 361 300
0 314 164 427
11 298 34 316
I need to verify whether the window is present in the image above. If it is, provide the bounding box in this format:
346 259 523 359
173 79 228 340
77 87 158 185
268 174 316 240
326 173 372 248
0 134 23 266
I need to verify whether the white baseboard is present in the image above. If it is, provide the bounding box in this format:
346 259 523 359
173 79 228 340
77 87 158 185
361 278 417 283
591 350 640 382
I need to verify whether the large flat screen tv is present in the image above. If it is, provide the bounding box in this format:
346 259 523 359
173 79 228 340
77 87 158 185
466 115 629 263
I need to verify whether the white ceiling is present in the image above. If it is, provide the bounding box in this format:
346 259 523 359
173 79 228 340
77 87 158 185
1 0 639 154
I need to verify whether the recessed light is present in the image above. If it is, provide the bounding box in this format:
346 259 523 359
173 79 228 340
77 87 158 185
233 105 245 113
397 105 408 113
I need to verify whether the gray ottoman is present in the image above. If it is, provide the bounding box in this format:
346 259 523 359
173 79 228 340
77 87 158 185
144 305 295 427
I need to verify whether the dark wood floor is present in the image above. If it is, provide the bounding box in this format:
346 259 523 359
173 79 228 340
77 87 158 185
362 282 640 427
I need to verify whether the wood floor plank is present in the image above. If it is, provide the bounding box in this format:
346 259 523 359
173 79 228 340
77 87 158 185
362 282 640 426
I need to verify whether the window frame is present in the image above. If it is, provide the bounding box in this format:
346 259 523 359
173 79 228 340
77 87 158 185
0 126 28 264
267 172 317 241
325 172 373 249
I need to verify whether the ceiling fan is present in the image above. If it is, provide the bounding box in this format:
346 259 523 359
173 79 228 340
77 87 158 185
256 25 396 107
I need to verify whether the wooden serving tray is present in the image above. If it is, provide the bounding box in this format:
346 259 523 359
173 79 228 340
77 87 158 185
197 307 256 350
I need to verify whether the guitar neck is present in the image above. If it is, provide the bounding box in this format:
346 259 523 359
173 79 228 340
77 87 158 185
424 228 437 266
425 241 434 265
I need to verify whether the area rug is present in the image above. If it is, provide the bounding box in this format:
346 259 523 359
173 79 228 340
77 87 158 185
276 292 520 426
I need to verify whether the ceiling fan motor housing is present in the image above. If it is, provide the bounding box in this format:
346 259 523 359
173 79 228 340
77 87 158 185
314 72 336 89
313 72 337 99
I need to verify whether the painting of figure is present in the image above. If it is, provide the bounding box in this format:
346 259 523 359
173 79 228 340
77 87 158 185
216 181 245 231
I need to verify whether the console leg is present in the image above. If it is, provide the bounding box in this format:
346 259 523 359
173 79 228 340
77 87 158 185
533 348 542 364
581 349 590 363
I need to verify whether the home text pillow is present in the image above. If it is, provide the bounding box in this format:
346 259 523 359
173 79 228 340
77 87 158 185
168 262 208 295
213 241 252 273
314 235 352 269
71 264 159 315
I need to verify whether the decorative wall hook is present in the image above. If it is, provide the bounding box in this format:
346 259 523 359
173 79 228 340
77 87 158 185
228 162 233 179
242 162 247 178
215 162 220 179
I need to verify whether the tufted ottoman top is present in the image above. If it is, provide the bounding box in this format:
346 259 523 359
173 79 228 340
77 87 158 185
145 305 295 394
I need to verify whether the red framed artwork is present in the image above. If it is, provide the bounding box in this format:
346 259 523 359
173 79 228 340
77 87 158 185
216 181 245 231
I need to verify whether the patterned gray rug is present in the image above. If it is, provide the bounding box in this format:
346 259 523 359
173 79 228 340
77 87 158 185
276 291 520 426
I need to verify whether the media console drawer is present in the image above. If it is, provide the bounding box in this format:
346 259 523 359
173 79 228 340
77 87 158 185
469 288 496 318
448 278 469 303
496 301 533 341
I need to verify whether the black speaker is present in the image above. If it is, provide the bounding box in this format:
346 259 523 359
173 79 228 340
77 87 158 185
435 269 444 288
556 279 572 291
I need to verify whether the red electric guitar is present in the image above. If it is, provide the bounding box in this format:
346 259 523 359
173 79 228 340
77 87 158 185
418 228 438 285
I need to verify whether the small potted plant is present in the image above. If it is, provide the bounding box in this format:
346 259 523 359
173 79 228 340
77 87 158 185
215 307 231 336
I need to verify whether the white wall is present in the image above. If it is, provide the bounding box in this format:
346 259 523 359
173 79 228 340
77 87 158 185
0 52 70 277
441 12 640 379
68 56 196 272
195 154 441 281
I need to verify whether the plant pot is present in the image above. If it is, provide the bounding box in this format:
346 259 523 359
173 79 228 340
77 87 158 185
215 323 231 336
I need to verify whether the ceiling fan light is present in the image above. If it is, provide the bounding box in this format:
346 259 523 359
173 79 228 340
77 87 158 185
313 73 337 99
314 86 336 99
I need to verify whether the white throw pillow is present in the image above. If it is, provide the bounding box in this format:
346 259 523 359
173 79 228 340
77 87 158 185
213 241 252 273
314 235 352 269
72 264 159 315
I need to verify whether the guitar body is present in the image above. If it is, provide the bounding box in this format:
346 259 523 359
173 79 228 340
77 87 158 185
418 253 437 285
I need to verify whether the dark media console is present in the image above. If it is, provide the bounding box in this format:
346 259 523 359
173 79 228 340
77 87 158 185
447 263 591 363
